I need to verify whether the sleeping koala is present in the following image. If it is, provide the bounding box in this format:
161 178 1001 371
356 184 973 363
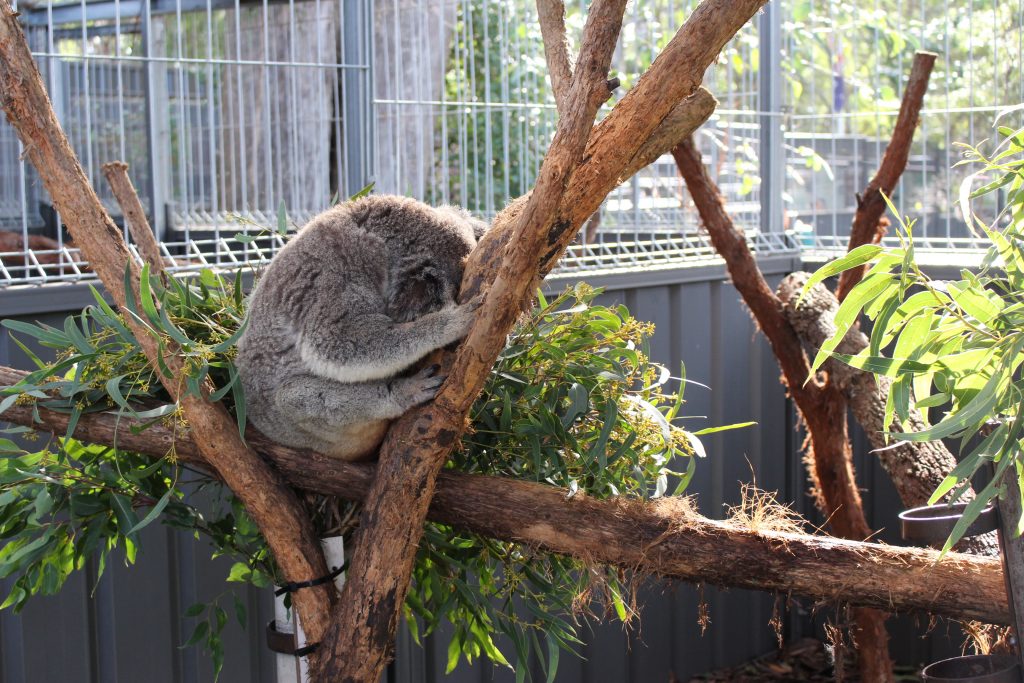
236 194 487 460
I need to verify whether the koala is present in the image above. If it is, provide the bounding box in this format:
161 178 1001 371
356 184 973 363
236 194 488 461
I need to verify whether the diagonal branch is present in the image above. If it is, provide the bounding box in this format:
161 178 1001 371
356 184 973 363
537 0 573 113
0 3 334 644
836 51 936 302
0 368 1009 627
101 162 166 274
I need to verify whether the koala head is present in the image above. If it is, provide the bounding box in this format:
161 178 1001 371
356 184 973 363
347 196 488 323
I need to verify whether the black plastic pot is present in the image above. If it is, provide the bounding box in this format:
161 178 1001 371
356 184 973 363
921 654 1021 682
898 501 998 548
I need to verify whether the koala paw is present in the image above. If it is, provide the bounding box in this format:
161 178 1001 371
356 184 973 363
449 294 484 338
465 292 486 311
394 364 446 408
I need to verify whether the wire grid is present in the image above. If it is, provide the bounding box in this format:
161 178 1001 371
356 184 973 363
1 0 371 287
781 0 1024 253
373 0 765 242
0 0 1017 289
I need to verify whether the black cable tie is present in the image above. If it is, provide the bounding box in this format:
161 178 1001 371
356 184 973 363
266 620 321 657
274 563 347 596
292 643 319 657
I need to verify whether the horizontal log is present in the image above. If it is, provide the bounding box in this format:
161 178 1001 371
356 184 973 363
0 365 1008 626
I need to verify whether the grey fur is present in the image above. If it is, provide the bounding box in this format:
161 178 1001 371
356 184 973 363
236 195 487 460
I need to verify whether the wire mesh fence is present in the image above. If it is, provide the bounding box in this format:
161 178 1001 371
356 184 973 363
0 0 1019 288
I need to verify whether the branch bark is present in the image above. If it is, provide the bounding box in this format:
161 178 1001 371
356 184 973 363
776 273 999 556
537 0 573 113
835 51 937 302
672 136 894 680
101 162 166 274
0 4 334 643
0 369 1009 628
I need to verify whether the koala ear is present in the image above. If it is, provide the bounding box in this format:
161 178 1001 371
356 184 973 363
388 269 447 322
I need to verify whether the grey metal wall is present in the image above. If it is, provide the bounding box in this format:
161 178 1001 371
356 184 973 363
0 258 964 682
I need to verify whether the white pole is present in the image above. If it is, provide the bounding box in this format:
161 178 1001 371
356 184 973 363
274 536 345 682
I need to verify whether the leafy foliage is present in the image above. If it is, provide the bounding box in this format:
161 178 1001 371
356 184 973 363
805 114 1024 552
408 285 702 678
0 263 715 679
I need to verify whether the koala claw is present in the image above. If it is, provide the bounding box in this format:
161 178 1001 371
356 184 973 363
465 293 486 311
399 364 447 407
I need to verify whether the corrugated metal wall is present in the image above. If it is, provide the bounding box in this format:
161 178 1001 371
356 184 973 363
0 259 966 682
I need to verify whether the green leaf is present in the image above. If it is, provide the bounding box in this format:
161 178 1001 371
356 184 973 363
691 421 758 436
89 284 133 339
1 319 70 347
800 244 886 302
941 473 1004 556
811 273 894 373
104 376 136 416
349 181 375 201
126 489 172 536
446 629 462 673
276 200 289 236
185 603 206 617
110 495 140 536
182 620 209 648
828 352 933 377
232 596 247 627
948 281 1004 325
63 315 94 355
893 364 1005 442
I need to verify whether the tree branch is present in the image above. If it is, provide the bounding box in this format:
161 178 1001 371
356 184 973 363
672 136 894 680
537 0 573 113
101 162 166 274
835 51 936 302
0 4 334 644
0 369 1009 628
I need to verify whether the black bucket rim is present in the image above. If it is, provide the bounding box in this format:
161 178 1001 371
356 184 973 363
921 654 1020 682
899 501 998 546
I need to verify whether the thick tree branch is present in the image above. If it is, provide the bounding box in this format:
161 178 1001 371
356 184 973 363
101 162 166 274
836 51 936 302
0 371 1009 627
467 87 717 282
537 0 573 113
0 4 334 644
466 2 769 290
672 136 894 680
